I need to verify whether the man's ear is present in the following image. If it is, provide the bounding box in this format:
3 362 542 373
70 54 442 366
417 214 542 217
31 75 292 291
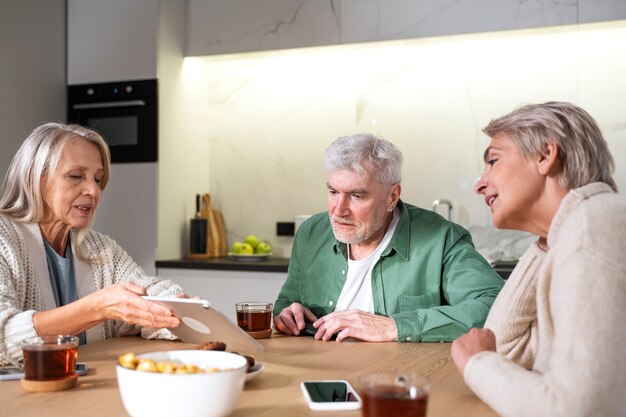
390 183 401 206
536 143 560 176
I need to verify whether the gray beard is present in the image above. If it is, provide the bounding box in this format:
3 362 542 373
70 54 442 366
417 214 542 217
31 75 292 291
330 212 387 245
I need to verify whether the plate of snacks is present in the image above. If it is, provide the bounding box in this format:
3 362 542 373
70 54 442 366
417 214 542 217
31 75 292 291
245 362 264 381
196 341 263 382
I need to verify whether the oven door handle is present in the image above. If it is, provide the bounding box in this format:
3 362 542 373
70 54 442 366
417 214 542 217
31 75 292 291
72 100 146 110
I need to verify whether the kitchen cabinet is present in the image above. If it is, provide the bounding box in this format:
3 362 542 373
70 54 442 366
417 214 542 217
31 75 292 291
186 0 340 56
156 266 287 323
67 0 158 84
67 0 161 275
67 0 160 274
66 0 209 272
186 0 626 56
340 0 626 44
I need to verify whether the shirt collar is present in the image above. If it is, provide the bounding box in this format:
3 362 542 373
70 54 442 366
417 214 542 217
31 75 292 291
382 200 410 260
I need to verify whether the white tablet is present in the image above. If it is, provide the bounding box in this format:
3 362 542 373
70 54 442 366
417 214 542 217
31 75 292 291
142 296 265 353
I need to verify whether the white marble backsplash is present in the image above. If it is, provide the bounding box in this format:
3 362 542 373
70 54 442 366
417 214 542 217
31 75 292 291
177 20 626 259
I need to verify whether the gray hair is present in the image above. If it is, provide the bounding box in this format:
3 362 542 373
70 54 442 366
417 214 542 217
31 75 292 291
0 122 111 262
324 133 403 185
483 102 617 192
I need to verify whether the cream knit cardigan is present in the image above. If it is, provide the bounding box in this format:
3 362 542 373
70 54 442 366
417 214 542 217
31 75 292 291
0 215 182 365
464 183 626 417
484 242 545 370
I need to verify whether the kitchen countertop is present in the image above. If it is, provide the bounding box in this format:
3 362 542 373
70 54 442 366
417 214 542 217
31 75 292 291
156 256 290 273
156 257 515 279
491 261 516 280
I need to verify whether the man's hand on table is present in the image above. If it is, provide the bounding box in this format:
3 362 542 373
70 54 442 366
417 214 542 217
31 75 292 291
274 302 318 336
312 310 397 342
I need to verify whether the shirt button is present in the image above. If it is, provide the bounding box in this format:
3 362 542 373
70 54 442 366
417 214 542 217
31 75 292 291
329 301 334 306
341 270 345 275
405 337 411 341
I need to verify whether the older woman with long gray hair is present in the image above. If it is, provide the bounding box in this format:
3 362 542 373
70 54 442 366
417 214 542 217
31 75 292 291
0 123 185 366
451 102 626 416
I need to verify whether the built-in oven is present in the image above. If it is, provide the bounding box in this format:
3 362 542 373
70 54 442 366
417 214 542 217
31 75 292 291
67 79 158 163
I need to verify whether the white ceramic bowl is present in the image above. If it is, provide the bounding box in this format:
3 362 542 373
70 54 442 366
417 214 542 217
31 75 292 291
116 350 247 417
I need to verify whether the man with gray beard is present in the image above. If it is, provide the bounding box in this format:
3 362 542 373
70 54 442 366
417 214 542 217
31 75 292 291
273 133 503 343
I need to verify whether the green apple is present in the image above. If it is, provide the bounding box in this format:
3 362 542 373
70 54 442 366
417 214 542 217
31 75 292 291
239 242 254 255
244 235 259 249
255 242 271 254
231 241 244 254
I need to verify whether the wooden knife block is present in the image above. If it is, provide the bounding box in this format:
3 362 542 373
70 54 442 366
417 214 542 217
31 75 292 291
187 193 228 260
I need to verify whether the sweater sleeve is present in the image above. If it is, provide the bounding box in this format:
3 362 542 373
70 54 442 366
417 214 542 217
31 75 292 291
464 351 545 416
0 309 38 365
484 243 545 369
111 237 183 340
0 221 42 365
84 232 183 340
104 235 182 297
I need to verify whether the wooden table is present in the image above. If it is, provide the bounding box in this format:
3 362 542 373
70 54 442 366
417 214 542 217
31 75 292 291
1 335 496 417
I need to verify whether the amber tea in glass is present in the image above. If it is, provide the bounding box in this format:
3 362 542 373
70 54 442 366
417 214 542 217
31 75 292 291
358 373 430 417
21 335 79 381
236 302 273 332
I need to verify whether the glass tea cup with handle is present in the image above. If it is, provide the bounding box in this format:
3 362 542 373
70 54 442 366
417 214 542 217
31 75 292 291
358 372 431 417
236 302 273 339
18 335 80 392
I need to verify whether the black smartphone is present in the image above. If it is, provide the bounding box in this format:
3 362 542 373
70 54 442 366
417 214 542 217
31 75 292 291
0 362 88 381
299 322 338 340
301 322 317 336
301 380 362 410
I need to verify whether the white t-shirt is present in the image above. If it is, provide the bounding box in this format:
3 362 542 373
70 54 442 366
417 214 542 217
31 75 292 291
334 209 400 313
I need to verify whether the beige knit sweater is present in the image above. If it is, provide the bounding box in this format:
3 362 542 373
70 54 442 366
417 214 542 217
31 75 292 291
484 242 545 369
464 183 626 417
0 215 183 365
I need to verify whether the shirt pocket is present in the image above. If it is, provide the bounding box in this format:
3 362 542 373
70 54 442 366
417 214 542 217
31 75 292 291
399 291 440 311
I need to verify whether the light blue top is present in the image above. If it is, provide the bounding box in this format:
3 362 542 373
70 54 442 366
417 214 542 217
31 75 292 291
44 240 86 345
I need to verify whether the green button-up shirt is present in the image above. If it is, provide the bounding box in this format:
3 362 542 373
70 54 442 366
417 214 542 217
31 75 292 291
274 200 504 342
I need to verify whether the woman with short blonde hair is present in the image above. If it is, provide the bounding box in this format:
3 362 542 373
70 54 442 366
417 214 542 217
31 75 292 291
452 102 626 416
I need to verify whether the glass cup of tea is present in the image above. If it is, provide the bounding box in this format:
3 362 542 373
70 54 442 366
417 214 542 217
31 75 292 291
21 335 79 382
357 372 431 417
236 301 273 339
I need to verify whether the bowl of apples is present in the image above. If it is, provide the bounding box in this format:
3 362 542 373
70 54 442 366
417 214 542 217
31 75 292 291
228 235 272 261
